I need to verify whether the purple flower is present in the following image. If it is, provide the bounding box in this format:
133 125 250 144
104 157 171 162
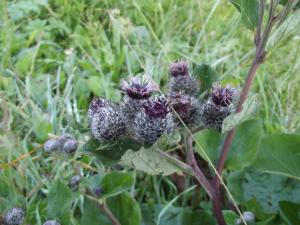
211 84 235 107
169 60 189 77
143 97 169 119
120 76 159 99
168 92 191 119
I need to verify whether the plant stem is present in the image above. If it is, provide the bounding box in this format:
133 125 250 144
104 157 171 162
183 133 215 199
98 200 122 225
85 190 121 225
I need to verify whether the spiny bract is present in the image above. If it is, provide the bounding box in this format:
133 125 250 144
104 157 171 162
200 84 237 129
168 92 202 127
4 208 25 225
90 105 127 141
133 96 173 144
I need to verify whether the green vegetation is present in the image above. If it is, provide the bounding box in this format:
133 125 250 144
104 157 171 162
0 0 300 225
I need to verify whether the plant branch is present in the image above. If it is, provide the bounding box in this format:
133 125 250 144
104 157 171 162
214 0 294 190
183 133 215 199
86 191 121 225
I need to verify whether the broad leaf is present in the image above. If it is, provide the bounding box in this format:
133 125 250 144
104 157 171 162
230 0 259 30
47 179 72 224
193 64 218 93
196 119 262 170
253 134 300 180
101 172 134 198
223 210 239 225
141 204 215 225
80 197 112 225
279 201 300 225
222 95 258 133
106 193 142 225
83 137 142 165
121 148 182 175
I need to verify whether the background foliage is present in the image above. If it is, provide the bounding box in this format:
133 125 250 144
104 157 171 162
0 0 300 224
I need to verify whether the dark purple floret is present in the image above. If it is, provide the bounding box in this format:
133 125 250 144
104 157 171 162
143 98 169 119
121 76 159 99
169 60 189 77
89 97 109 114
211 85 234 107
168 92 191 119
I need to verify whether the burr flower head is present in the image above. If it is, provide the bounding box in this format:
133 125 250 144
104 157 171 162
120 76 159 99
88 97 112 122
168 92 191 119
211 84 236 107
90 105 127 141
169 59 189 77
143 96 169 119
133 96 173 144
4 208 25 225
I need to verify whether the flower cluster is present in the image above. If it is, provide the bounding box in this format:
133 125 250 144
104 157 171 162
44 133 78 154
88 60 237 145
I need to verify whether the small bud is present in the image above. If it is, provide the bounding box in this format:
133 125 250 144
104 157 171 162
69 175 81 191
43 220 61 225
93 187 102 197
211 84 236 107
63 139 78 154
90 106 127 141
133 97 173 144
235 211 255 225
57 133 74 149
44 140 59 153
169 60 189 77
4 208 25 225
168 60 200 96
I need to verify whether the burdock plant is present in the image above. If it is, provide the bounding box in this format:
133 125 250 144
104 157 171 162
84 2 299 225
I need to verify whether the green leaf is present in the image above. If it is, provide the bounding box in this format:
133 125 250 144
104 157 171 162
141 204 215 225
243 171 300 214
196 119 262 170
279 201 300 225
121 148 182 175
80 197 111 225
101 172 134 198
47 179 72 224
33 119 53 142
268 9 300 48
193 64 218 93
230 0 259 30
88 76 103 96
83 138 142 165
253 134 300 180
222 95 258 133
223 210 239 225
106 193 142 225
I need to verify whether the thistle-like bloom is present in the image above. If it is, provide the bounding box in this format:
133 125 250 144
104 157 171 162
201 84 237 129
120 75 159 99
120 75 159 121
168 92 201 127
168 60 200 96
133 96 173 144
4 208 25 225
90 105 127 141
